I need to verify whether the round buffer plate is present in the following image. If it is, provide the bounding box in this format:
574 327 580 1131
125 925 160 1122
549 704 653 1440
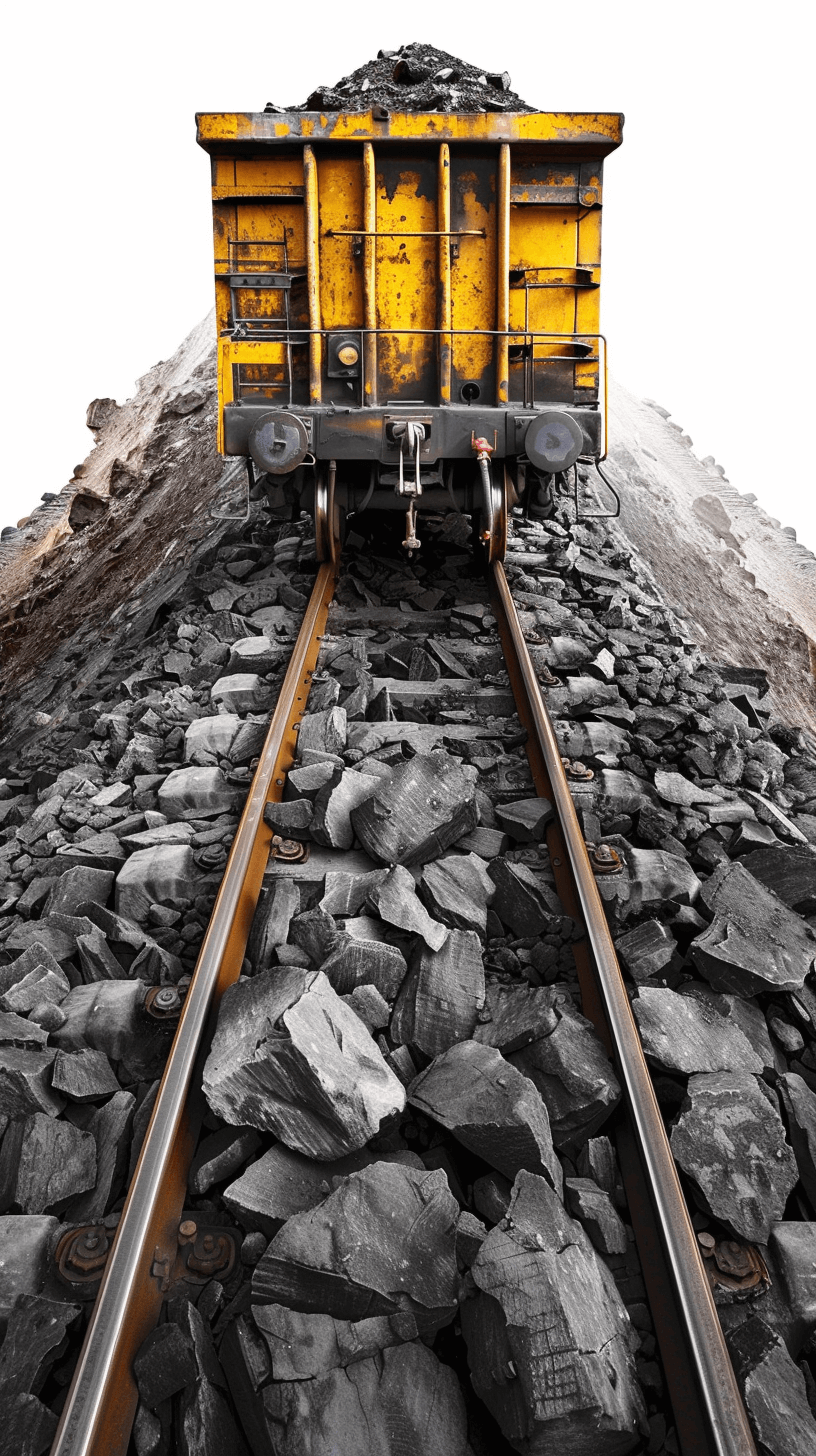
248 411 309 475
524 411 584 473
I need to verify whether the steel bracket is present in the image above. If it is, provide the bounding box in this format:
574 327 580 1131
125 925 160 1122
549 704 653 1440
55 1218 239 1301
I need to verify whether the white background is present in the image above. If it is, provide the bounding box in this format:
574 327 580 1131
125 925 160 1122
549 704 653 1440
2 2 812 541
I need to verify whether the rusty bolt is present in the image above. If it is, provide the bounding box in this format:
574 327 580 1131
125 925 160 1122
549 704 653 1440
588 843 623 875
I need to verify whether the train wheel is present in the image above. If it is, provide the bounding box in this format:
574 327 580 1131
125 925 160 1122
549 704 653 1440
487 466 509 564
472 463 508 564
314 464 342 564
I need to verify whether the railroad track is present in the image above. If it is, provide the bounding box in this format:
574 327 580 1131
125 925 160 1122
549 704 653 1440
50 499 757 1456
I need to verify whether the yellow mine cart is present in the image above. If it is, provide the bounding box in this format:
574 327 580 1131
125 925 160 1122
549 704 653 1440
196 107 623 554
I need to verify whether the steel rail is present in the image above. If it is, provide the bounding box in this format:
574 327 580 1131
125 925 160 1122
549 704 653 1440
50 556 338 1456
490 558 757 1456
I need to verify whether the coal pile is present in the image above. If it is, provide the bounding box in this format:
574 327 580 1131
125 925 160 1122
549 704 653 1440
269 42 533 115
4 320 816 1452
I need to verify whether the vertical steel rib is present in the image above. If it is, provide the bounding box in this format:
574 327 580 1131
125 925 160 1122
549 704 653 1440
490 559 757 1456
50 561 338 1456
496 142 510 405
362 141 377 405
438 142 452 405
304 143 322 404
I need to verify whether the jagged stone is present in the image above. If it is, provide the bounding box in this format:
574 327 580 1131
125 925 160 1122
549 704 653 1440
247 879 299 969
0 961 70 1016
0 1013 48 1047
0 1112 96 1213
577 1135 624 1207
51 1047 121 1101
134 1323 199 1409
297 706 347 758
75 902 182 981
0 944 64 999
494 797 554 842
690 859 815 994
777 1073 816 1207
311 769 380 850
115 844 197 923
0 1295 80 1447
633 986 764 1075
227 635 284 675
184 713 241 766
366 864 448 951
487 858 564 935
286 762 337 799
455 825 509 858
44 866 114 916
263 798 314 838
614 919 676 981
319 937 407 999
409 1040 562 1191
462 1171 646 1454
476 981 621 1149
472 1171 513 1224
176 1377 250 1456
0 1048 64 1118
418 852 494 936
351 752 478 865
390 929 485 1055
738 844 816 912
289 907 341 964
341 983 391 1031
320 867 388 916
223 1143 420 1236
727 1317 816 1456
653 769 720 807
564 1177 629 1255
252 1162 459 1333
769 1223 816 1353
0 1216 61 1323
454 1209 488 1267
5 914 98 963
252 1303 418 1380
189 1125 261 1196
158 765 239 820
66 1090 136 1222
671 1072 797 1242
202 966 405 1159
258 1341 470 1456
52 980 172 1081
211 674 272 714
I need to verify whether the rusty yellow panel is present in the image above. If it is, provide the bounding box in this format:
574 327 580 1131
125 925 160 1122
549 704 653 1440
234 157 304 190
449 161 496 386
212 205 234 336
317 156 363 331
575 208 602 391
510 208 578 335
197 112 624 151
375 159 438 399
214 158 236 186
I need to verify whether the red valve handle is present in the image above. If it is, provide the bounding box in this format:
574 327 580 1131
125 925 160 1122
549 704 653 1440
472 436 494 458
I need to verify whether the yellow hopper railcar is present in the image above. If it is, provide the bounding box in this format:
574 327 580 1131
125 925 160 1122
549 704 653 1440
196 106 623 558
